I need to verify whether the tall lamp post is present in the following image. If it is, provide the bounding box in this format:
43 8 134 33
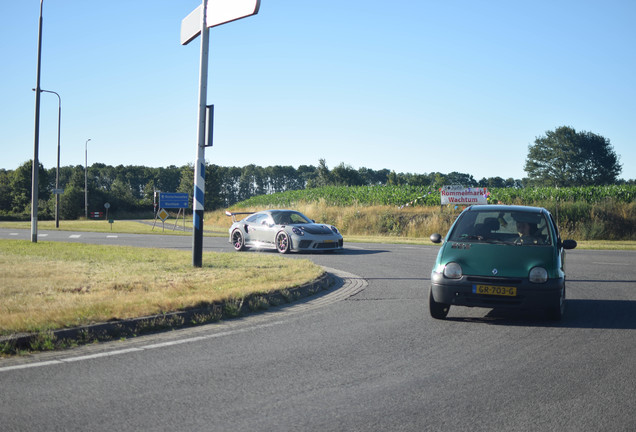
34 88 62 228
84 138 91 219
31 0 44 243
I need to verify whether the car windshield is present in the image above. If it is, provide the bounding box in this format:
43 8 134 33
448 209 552 246
271 211 312 225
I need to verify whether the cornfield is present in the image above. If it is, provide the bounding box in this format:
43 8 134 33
224 185 635 240
234 185 635 208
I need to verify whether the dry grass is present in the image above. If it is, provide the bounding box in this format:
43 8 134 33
209 201 635 244
206 202 462 239
0 240 323 335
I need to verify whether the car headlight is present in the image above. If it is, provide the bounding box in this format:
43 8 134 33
443 262 463 279
529 267 548 283
330 226 340 234
292 227 304 236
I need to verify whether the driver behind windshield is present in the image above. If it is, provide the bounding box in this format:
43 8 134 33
513 215 545 245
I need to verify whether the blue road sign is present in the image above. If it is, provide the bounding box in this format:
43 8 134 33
159 193 189 209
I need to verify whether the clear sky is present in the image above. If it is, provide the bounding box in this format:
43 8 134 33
2 0 634 181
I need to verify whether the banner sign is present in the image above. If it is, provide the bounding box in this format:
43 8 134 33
159 193 189 209
440 186 489 205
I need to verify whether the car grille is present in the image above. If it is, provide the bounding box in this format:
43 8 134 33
466 276 523 285
316 242 338 249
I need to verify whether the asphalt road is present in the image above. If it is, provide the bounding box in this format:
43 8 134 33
1 228 635 431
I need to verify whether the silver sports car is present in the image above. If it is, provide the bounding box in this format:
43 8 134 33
227 209 344 253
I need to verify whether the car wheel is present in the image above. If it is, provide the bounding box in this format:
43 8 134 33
429 288 450 319
276 231 290 254
231 229 245 251
547 284 565 321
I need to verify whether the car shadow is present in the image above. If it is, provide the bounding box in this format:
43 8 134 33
337 248 389 255
446 299 636 330
238 248 388 256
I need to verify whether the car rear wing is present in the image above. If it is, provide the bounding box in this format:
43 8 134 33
225 211 254 223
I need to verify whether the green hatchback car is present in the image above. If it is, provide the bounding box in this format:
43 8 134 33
429 205 577 320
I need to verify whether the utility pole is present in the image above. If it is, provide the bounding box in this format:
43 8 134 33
31 0 44 243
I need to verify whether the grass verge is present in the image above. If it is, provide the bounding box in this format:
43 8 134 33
0 219 226 236
0 239 323 355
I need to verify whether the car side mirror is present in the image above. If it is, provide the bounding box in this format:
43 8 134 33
430 233 442 244
561 239 577 250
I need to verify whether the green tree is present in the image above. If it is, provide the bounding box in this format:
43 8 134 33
331 163 364 186
524 126 622 186
307 159 332 188
0 169 12 213
9 161 49 214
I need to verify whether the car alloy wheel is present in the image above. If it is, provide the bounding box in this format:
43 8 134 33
276 231 290 254
232 229 245 251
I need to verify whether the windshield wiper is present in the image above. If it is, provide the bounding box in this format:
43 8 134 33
484 239 515 245
456 235 485 241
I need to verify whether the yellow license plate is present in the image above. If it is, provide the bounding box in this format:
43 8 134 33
473 284 517 297
323 239 335 243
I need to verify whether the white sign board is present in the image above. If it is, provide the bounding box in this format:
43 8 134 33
181 0 261 45
440 186 489 205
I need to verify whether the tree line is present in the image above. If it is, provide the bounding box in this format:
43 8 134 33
1 124 630 220
0 159 527 220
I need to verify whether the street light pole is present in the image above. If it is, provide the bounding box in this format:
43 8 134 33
84 138 91 219
34 88 61 228
31 0 44 243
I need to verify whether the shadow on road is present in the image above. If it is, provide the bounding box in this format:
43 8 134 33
234 248 388 256
446 299 636 330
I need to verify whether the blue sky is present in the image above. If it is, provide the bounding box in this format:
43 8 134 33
2 0 634 181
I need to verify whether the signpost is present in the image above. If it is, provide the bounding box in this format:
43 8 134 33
159 193 189 209
153 192 189 232
440 186 489 206
157 209 169 232
158 209 169 221
181 0 260 267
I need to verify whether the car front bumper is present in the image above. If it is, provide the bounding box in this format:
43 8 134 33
294 237 343 251
430 272 564 310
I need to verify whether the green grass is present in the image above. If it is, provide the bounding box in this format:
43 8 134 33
0 240 323 337
0 219 226 236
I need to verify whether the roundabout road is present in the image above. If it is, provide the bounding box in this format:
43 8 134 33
1 229 635 431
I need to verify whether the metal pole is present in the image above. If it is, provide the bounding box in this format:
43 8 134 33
31 0 44 243
85 138 91 219
35 89 61 227
192 0 209 267
55 94 61 228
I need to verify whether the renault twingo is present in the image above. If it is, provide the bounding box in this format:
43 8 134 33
429 205 577 320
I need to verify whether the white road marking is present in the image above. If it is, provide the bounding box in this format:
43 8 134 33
0 321 287 372
0 268 366 373
69 235 81 239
